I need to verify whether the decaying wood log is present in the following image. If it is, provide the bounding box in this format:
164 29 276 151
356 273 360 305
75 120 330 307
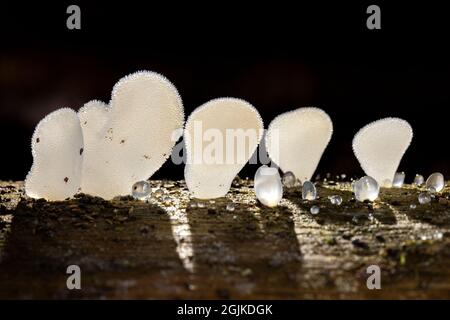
0 179 449 299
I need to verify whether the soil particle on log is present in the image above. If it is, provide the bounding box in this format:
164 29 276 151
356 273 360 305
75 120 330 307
0 179 449 299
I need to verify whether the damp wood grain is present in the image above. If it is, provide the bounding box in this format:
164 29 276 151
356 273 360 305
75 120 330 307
0 179 449 299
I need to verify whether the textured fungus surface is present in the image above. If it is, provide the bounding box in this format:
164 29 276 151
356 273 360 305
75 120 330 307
266 107 333 183
25 108 84 201
184 98 263 199
79 71 184 199
353 118 413 187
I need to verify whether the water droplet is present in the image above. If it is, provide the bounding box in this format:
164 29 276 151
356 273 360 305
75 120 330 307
426 173 444 192
131 181 151 200
410 204 417 209
418 192 431 204
226 203 235 211
341 173 347 180
352 215 361 224
153 188 164 198
354 176 379 202
197 201 205 208
392 172 405 187
190 202 198 208
329 195 343 205
282 171 296 188
381 179 392 188
232 176 241 187
427 186 437 194
254 165 283 207
413 174 424 186
302 181 317 200
310 205 320 214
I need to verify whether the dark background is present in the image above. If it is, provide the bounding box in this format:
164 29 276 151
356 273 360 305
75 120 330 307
1 1 449 181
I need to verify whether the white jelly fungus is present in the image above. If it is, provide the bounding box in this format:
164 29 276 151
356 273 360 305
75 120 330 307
352 118 413 188
266 107 333 183
78 71 184 199
26 71 184 200
254 165 283 207
25 108 84 200
184 98 263 199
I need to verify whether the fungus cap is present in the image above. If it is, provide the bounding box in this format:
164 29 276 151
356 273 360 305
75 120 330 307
25 108 84 200
184 97 263 199
352 117 413 187
78 71 184 199
266 107 333 183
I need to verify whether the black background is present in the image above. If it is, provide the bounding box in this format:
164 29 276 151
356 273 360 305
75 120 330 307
1 1 449 181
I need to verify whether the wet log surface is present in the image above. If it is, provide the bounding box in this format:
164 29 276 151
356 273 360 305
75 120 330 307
0 179 449 299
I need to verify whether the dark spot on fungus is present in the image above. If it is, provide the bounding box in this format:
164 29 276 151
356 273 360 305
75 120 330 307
80 148 84 155
64 177 69 183
144 155 150 159
36 138 40 143
84 121 87 125
120 139 125 144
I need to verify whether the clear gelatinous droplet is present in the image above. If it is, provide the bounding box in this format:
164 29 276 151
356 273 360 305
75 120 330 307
302 181 317 200
418 192 431 204
413 174 424 186
427 186 437 194
392 172 405 188
425 173 445 193
310 205 320 214
354 176 379 202
131 181 151 200
197 201 205 208
226 203 235 211
282 171 296 188
153 188 164 198
410 204 417 209
329 195 343 205
381 179 392 188
254 165 283 207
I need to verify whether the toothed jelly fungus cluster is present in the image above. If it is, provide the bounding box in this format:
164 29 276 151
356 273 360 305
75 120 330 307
26 71 184 200
353 118 413 188
26 71 441 210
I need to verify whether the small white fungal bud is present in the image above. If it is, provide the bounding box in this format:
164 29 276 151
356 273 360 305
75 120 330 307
354 176 379 202
25 108 84 200
352 118 413 188
78 71 184 199
184 98 263 199
254 165 283 207
266 107 333 183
